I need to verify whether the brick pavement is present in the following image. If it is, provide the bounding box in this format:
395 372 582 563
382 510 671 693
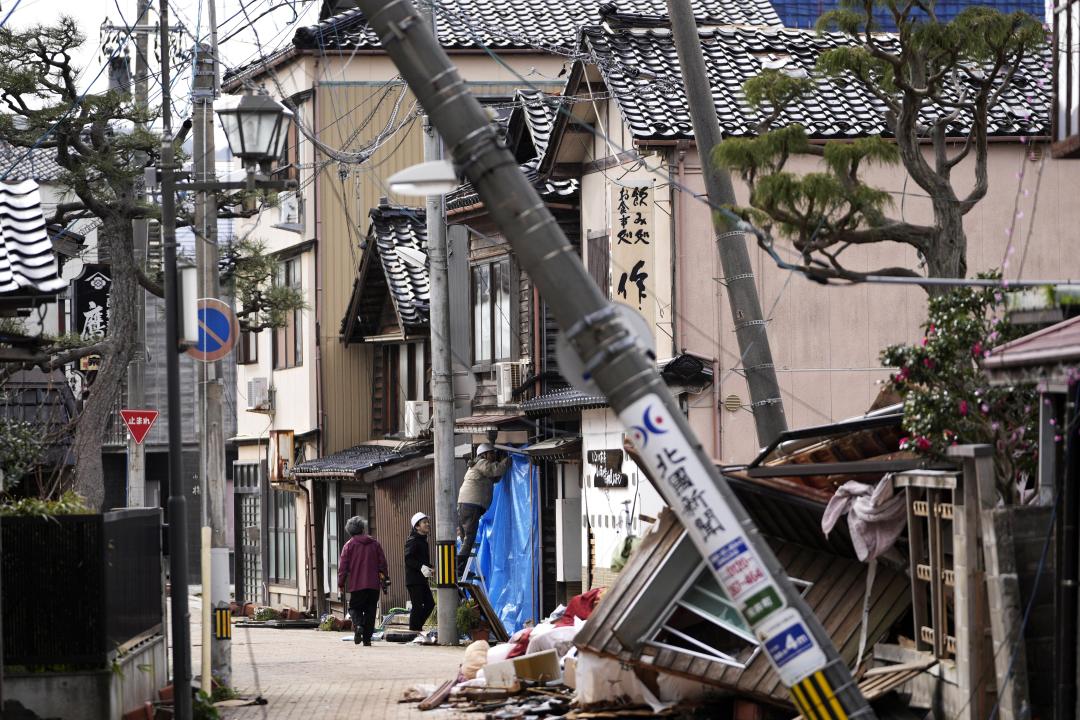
187 596 468 719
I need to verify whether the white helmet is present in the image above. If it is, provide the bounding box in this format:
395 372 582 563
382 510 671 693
476 443 496 456
410 512 429 528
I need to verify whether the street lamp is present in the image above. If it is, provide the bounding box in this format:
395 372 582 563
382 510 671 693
388 159 460 196
216 89 294 174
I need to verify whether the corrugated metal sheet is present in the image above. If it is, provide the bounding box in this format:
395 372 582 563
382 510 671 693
372 464 435 610
575 508 911 706
318 81 541 452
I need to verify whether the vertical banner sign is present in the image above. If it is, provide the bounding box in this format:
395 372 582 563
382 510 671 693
619 395 829 687
72 264 112 371
610 184 655 330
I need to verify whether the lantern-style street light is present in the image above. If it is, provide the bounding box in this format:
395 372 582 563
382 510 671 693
216 89 294 173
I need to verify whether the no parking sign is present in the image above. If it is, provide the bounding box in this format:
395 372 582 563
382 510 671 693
185 298 240 362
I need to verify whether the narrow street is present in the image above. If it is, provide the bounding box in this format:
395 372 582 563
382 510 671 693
188 595 468 718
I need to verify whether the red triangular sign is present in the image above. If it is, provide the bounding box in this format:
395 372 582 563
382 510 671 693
120 409 159 445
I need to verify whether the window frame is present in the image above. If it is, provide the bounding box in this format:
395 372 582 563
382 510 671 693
273 255 303 370
267 488 297 586
237 329 258 365
470 254 515 370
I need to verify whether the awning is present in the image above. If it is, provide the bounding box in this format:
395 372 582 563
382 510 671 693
520 387 608 417
291 441 432 481
520 435 582 461
453 413 531 433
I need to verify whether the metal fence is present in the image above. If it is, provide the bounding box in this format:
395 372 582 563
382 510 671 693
2 508 162 668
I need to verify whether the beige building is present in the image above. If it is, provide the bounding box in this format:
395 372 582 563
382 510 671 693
528 16 1077 582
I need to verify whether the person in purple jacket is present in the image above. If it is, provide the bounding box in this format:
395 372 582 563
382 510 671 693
337 516 388 646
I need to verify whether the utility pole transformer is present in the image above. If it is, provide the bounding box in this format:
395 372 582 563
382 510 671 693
352 1 872 715
418 2 460 647
192 30 231 685
664 0 787 449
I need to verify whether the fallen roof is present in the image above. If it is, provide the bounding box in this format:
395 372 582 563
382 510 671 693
574 506 911 706
291 1 780 54
577 22 1049 141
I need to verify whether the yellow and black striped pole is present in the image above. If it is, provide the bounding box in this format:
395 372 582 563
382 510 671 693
214 607 232 640
435 540 457 587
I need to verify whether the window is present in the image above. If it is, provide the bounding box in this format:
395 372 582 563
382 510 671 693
273 256 303 369
471 256 513 366
268 489 297 585
238 330 258 364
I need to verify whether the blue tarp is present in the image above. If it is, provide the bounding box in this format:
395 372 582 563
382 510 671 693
475 452 540 635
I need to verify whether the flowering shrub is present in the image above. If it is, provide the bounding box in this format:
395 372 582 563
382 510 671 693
881 280 1038 504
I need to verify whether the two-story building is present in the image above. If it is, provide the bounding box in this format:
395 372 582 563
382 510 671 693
523 10 1079 587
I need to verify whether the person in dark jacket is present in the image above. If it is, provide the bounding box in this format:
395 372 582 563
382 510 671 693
456 444 510 577
404 511 435 633
337 516 388 646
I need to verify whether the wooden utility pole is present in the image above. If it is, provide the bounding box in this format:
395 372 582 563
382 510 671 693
665 0 787 447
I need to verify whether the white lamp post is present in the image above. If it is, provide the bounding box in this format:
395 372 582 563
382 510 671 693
388 160 460 197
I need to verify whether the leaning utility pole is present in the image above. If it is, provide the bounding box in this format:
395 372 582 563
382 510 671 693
192 27 231 685
418 3 460 648
352 1 871 715
158 0 193 715
665 0 786 448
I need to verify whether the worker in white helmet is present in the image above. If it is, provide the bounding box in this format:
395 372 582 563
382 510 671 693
456 443 510 578
404 511 435 634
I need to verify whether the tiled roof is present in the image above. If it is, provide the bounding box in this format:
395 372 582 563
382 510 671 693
983 315 1080 371
581 24 1050 140
292 441 430 476
447 90 579 213
0 181 67 295
520 387 609 416
293 1 781 52
0 142 65 183
369 205 430 329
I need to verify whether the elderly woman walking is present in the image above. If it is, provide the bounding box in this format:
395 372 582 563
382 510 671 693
337 516 388 646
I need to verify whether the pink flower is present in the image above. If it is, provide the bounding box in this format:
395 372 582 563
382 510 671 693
898 436 910 449
981 403 990 414
921 337 928 347
923 358 936 369
895 367 910 382
959 400 969 417
915 437 932 452
971 342 983 357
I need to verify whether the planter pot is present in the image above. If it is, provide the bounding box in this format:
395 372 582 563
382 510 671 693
469 627 490 643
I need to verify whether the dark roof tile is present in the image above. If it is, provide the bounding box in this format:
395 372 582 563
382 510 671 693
582 25 1050 140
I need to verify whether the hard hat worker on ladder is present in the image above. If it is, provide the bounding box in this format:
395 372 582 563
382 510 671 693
456 443 510 579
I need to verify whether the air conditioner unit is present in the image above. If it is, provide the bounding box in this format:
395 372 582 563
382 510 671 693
247 377 274 413
404 400 431 439
495 361 527 406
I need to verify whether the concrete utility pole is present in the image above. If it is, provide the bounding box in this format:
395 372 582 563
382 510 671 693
192 25 231 685
419 2 459 647
664 0 787 448
351 1 871 715
126 0 151 509
158 0 193 714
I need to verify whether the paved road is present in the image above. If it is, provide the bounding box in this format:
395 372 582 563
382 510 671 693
187 595 467 719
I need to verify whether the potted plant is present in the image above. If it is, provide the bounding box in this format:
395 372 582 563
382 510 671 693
456 600 490 642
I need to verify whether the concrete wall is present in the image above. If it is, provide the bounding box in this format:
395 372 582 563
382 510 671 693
6 635 166 720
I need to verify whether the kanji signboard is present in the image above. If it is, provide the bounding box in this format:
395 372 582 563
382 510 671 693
120 409 159 445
